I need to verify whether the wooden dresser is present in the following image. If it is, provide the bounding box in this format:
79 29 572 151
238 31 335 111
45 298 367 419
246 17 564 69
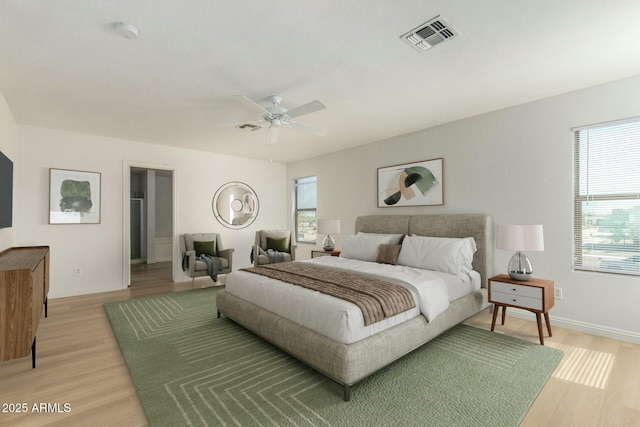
0 246 50 367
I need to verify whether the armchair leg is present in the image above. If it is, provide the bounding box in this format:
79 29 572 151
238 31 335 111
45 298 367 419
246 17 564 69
191 276 195 289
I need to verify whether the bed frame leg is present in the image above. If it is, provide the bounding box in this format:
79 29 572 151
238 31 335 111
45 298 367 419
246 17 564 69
343 385 351 401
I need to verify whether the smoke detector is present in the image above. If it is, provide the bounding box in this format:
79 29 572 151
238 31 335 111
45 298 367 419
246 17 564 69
114 22 139 40
400 16 458 52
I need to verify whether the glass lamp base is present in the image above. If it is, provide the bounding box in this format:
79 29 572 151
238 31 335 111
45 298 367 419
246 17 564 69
322 235 335 251
507 251 533 281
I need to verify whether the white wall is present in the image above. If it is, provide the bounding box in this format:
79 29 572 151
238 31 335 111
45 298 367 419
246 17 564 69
16 125 287 298
288 75 640 342
0 91 16 251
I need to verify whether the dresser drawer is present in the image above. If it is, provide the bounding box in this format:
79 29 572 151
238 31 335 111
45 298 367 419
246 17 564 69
490 280 542 299
489 291 543 310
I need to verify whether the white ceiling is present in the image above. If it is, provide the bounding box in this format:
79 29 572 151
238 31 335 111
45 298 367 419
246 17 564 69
1 1 640 163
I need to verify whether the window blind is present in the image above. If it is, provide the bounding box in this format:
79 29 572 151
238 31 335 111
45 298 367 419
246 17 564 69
573 117 640 275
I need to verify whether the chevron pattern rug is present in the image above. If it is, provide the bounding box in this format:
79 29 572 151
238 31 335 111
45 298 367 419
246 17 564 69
104 288 562 427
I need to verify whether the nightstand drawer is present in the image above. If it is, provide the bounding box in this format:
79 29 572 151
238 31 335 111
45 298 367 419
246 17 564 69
311 250 341 258
490 281 542 299
490 291 543 310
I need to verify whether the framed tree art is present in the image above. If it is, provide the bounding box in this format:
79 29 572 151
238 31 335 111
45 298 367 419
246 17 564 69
377 158 443 207
49 168 101 224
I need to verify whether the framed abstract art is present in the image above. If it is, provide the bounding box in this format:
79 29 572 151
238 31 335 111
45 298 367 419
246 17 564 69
377 158 444 207
49 168 101 224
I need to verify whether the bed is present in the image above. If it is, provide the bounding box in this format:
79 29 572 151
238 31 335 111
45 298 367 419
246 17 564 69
216 214 494 400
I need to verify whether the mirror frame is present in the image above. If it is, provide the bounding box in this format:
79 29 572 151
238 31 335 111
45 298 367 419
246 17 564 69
212 181 259 229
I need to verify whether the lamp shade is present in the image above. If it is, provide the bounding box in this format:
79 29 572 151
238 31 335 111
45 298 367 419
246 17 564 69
497 224 544 252
317 219 340 235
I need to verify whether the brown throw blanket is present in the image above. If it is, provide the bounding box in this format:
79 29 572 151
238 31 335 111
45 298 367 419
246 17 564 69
240 262 416 326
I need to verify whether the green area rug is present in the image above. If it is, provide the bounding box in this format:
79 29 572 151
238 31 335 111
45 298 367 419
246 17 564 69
104 288 562 427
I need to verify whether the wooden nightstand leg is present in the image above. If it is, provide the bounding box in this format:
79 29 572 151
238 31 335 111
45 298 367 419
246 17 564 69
501 306 506 325
544 312 552 337
535 312 544 345
491 304 499 331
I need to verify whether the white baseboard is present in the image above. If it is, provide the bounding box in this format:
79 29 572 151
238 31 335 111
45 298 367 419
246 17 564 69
502 307 640 344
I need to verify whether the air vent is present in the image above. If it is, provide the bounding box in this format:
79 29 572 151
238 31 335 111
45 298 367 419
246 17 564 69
400 16 458 52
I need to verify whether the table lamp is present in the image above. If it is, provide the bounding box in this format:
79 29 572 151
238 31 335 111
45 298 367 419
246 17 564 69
317 219 340 251
497 224 544 281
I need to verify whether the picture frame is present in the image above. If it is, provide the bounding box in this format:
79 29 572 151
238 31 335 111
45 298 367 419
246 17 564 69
49 168 101 224
377 158 444 207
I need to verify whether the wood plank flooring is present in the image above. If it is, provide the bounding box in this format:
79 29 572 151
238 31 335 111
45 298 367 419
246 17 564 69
0 265 638 426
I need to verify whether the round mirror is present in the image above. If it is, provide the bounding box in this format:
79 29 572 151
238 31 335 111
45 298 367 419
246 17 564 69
212 181 259 229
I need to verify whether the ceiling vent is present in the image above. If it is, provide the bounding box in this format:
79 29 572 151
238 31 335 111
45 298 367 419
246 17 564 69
400 16 458 52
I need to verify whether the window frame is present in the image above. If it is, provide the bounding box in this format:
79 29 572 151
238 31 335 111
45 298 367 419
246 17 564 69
293 176 317 244
573 117 640 276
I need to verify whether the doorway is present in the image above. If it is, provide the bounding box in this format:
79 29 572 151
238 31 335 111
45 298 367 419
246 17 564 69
124 164 176 288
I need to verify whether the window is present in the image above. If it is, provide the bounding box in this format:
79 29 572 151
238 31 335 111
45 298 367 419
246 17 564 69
573 117 640 275
293 176 317 243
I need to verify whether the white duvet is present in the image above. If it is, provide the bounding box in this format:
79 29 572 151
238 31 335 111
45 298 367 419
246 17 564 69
224 257 480 344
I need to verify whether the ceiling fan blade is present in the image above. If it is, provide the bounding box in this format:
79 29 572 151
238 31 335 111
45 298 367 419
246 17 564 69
286 100 326 118
288 120 329 136
233 95 270 115
216 120 264 128
268 126 280 144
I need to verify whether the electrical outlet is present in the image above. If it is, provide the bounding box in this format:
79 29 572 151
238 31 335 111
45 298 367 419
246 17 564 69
74 267 81 276
554 287 563 300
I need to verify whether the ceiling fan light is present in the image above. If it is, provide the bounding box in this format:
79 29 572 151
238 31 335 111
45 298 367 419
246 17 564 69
268 126 279 145
114 22 139 39
270 119 282 128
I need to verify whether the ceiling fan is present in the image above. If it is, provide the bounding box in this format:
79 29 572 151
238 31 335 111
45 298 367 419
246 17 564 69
219 95 329 145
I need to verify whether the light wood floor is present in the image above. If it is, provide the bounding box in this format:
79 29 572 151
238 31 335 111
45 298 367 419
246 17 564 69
1 265 639 426
129 261 173 287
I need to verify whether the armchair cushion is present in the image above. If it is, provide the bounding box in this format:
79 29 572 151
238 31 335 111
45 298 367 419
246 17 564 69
193 257 229 271
255 252 293 266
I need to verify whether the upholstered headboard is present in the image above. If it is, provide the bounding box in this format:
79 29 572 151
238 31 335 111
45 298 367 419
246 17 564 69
354 214 494 287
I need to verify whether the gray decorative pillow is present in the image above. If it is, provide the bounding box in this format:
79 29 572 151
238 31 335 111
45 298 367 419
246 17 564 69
376 244 402 265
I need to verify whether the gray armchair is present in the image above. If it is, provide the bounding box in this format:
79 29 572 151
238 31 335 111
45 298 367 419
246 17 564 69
252 230 297 267
180 232 234 286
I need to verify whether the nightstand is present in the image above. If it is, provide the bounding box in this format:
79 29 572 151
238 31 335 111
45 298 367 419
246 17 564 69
488 274 555 345
311 250 341 258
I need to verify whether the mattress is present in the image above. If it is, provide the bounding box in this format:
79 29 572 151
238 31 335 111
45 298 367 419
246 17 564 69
224 257 481 344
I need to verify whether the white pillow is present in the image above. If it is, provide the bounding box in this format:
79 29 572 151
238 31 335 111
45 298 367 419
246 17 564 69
356 232 404 245
397 235 477 279
340 233 402 262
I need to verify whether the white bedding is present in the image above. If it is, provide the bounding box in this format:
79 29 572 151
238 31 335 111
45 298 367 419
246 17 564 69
224 257 481 344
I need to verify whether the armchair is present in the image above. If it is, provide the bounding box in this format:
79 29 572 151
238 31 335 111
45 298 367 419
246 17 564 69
180 233 234 287
252 230 297 267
